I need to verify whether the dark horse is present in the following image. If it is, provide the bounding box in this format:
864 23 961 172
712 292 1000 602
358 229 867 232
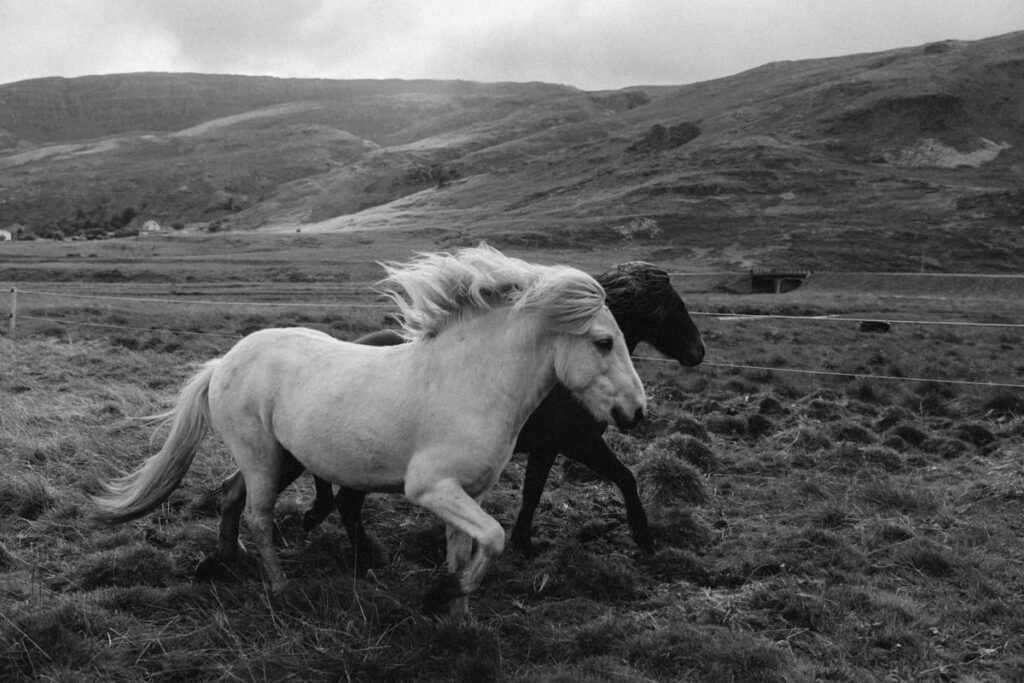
302 262 705 560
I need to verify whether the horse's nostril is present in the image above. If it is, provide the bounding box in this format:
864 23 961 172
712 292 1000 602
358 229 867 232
612 405 645 431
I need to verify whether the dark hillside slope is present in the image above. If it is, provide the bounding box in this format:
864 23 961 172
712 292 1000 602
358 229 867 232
1 31 1023 272
0 74 575 145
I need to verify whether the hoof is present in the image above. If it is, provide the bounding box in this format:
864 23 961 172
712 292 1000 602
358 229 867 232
349 541 382 576
195 553 235 582
195 544 252 582
509 530 536 557
422 575 463 615
634 533 657 555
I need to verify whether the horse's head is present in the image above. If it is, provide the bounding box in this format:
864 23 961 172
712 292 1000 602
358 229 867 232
640 294 705 366
553 305 647 431
600 263 705 366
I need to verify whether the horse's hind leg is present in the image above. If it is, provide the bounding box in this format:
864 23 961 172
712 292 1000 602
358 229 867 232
194 471 248 580
197 451 307 583
303 476 336 531
220 432 293 593
245 475 288 593
218 471 247 559
213 451 305 559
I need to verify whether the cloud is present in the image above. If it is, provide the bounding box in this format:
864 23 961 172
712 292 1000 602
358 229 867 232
1 0 1023 89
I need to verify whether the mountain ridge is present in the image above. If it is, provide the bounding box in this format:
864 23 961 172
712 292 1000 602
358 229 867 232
2 30 1023 272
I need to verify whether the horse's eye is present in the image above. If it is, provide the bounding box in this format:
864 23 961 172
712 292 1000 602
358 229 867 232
594 337 614 352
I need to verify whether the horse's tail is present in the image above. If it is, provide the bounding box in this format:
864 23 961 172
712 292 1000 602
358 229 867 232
93 359 218 524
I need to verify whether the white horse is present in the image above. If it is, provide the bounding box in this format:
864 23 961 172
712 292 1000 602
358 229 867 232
92 244 646 614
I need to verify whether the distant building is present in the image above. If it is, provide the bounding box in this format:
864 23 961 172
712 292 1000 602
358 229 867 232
5 223 27 239
0 229 11 241
139 220 162 236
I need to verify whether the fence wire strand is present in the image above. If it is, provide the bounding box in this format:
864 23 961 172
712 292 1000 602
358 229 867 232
8 287 1023 390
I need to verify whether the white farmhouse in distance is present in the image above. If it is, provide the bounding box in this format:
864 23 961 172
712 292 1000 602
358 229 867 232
139 220 162 236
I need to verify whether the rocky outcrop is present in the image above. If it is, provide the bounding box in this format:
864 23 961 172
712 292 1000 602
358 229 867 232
629 122 701 153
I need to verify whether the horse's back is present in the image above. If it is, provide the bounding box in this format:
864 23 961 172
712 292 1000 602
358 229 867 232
208 327 417 483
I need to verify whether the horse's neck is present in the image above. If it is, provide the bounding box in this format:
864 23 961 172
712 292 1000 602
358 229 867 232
425 310 557 433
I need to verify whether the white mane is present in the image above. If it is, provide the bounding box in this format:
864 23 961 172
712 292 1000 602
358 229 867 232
379 244 606 340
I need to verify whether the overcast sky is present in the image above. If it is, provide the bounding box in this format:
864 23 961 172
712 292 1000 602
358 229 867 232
2 1 1023 90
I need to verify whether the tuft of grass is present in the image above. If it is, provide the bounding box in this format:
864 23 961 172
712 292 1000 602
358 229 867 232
669 414 709 441
757 395 787 415
895 539 957 577
647 506 714 550
640 546 709 584
847 377 886 403
791 424 834 452
0 601 134 680
984 389 1024 418
876 406 915 431
831 444 904 473
0 471 55 520
952 421 996 448
887 422 930 447
831 421 877 444
860 478 938 514
804 397 843 421
649 432 720 472
571 614 634 658
921 436 971 459
602 430 645 466
810 502 856 529
882 434 910 452
635 453 708 506
747 583 840 632
705 413 748 437
745 413 775 439
544 543 642 602
50 543 176 591
626 622 794 682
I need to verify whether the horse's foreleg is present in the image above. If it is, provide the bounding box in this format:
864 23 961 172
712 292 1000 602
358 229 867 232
408 478 505 615
334 486 379 572
510 447 558 556
442 524 473 614
303 476 336 531
566 434 654 553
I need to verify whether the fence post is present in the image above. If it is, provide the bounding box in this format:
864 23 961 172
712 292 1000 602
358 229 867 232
9 288 16 336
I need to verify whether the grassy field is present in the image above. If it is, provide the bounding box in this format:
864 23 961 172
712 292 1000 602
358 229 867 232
1 239 1023 681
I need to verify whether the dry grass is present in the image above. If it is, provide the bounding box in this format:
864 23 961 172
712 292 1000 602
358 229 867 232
1 266 1023 681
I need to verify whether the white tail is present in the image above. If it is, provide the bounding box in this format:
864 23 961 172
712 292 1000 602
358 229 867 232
92 360 218 523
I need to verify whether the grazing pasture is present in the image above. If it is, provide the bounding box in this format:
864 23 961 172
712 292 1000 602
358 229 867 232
1 240 1023 681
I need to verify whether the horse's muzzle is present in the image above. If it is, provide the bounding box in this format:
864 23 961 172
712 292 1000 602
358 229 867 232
612 405 645 431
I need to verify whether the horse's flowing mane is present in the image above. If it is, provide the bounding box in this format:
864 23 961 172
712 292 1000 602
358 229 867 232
598 262 677 321
379 244 606 340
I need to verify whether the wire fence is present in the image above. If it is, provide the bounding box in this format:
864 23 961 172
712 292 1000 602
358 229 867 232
6 286 1024 390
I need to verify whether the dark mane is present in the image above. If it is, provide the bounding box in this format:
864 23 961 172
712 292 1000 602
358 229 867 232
597 262 676 320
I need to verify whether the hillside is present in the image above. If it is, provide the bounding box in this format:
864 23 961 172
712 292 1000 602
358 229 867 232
1 31 1023 272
